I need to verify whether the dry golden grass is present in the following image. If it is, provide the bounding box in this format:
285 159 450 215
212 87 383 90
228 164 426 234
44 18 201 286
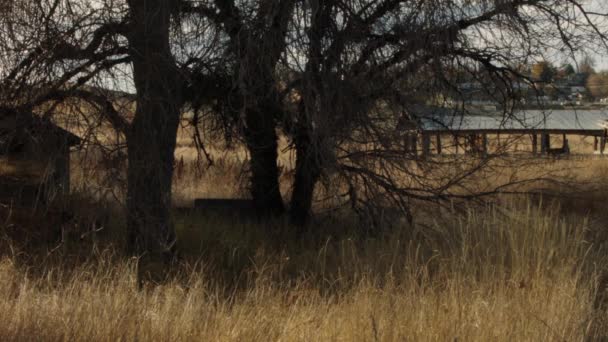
0 197 607 341
27 120 608 340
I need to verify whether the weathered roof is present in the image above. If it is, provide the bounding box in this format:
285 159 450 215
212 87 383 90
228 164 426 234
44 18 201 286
0 109 81 147
418 108 608 134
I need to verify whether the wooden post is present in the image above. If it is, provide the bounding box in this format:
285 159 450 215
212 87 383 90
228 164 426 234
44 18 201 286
454 135 459 154
466 134 475 154
532 134 538 155
411 134 418 156
436 134 442 155
422 133 431 157
481 133 488 155
594 136 599 152
496 133 500 152
404 133 410 153
562 133 569 154
540 133 550 154
602 135 606 155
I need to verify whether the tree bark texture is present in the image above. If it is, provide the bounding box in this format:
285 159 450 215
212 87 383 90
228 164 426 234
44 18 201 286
244 103 285 216
287 0 332 227
289 128 322 227
125 0 182 261
216 0 295 217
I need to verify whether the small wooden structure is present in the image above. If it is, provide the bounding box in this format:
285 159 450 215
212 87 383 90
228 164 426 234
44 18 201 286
0 110 80 205
406 108 608 156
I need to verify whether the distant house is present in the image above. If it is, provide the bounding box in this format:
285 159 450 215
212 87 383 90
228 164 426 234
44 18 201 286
0 109 80 206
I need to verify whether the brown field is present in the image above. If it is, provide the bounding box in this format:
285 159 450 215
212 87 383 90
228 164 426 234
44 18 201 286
2 121 608 341
1 196 608 340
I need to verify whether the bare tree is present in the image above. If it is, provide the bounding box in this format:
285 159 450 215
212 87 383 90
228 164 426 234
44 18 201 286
278 0 608 228
180 0 608 230
123 0 183 261
0 0 221 274
184 0 296 216
2 0 607 263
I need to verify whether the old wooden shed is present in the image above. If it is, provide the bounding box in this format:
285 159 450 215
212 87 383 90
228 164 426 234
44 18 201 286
0 110 80 206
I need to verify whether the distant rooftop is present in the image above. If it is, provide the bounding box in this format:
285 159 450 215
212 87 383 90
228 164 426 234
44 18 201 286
418 108 608 134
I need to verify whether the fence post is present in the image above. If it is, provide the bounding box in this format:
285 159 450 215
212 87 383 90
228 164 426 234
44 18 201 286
422 133 431 157
436 134 442 155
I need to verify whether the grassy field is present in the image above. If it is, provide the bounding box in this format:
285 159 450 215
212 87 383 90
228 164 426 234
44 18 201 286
2 128 608 340
1 198 607 340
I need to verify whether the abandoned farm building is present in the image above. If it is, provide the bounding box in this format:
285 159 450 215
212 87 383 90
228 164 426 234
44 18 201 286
0 110 80 206
408 109 608 155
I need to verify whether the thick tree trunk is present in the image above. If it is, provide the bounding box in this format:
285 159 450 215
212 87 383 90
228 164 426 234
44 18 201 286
288 0 330 229
244 105 285 216
126 117 179 257
125 0 182 267
214 1 294 219
289 130 321 228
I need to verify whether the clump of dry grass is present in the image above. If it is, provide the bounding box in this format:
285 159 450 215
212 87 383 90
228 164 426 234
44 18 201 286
0 199 606 341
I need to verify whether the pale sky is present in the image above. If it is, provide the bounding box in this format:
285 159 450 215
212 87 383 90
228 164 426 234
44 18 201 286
595 55 608 71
